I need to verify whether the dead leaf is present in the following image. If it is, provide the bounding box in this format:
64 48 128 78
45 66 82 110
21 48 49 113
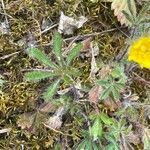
81 37 92 52
89 43 99 79
103 98 121 111
0 128 11 134
17 112 36 132
39 102 55 113
98 65 112 79
44 107 65 129
57 87 71 95
127 132 140 145
45 116 62 130
103 0 136 26
41 18 52 31
89 85 103 104
111 0 136 26
123 93 139 101
0 22 10 35
58 12 87 35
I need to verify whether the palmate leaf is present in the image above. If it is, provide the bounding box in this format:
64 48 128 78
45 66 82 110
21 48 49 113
24 71 56 82
66 42 82 65
53 32 62 64
28 48 56 68
43 79 60 101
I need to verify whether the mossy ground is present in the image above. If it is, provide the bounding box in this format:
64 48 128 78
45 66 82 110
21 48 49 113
0 0 149 149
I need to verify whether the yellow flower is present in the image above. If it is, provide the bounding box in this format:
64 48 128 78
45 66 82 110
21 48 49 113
128 37 150 69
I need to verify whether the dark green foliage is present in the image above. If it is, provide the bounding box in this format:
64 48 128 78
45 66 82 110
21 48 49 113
24 32 82 101
43 79 60 101
97 65 127 100
24 71 56 82
29 48 57 68
66 43 83 65
53 32 63 64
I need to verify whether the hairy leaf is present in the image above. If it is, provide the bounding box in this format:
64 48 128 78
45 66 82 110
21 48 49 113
112 87 120 100
43 79 60 101
66 43 82 65
111 0 136 26
28 48 56 68
24 71 56 82
53 32 62 64
100 86 112 100
100 112 114 125
90 117 102 140
127 0 136 18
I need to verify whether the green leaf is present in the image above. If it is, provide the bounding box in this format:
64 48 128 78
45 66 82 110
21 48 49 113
67 67 81 77
100 112 114 125
112 87 120 100
86 140 93 150
63 75 73 85
105 135 119 150
28 48 56 68
100 86 112 100
24 71 56 82
93 143 100 150
136 3 150 24
90 117 102 140
127 0 136 18
43 79 60 101
105 144 116 150
66 43 82 65
54 144 62 150
97 79 109 86
122 10 134 24
53 32 62 64
76 139 87 150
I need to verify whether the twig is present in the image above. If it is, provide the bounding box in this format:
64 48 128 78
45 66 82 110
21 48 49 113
132 72 150 86
108 15 129 38
116 27 137 61
0 128 11 134
1 0 9 24
44 123 72 137
62 35 80 56
41 24 58 34
64 28 119 41
42 28 120 46
0 51 20 60
0 12 15 20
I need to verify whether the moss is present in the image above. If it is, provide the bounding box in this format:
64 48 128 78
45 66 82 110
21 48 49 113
0 0 149 149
